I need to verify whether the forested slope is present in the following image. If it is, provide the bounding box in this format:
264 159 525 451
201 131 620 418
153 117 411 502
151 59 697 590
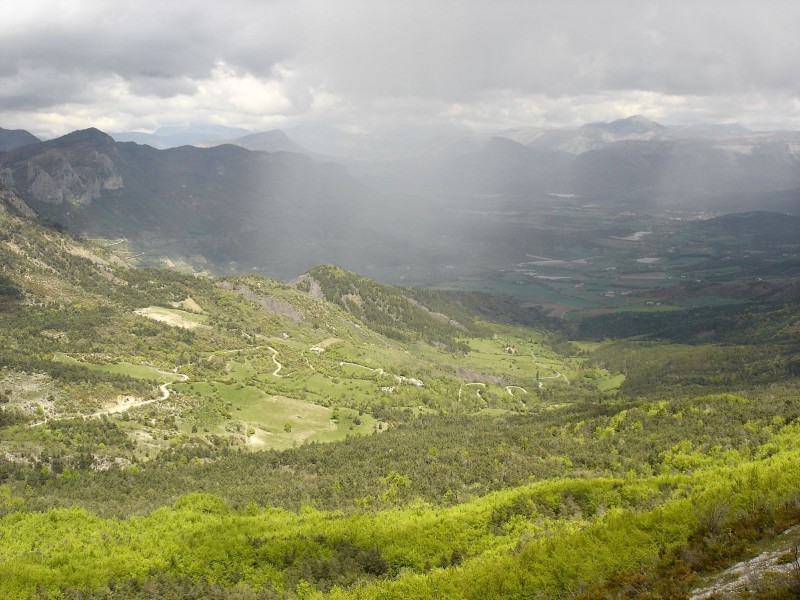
1 183 800 599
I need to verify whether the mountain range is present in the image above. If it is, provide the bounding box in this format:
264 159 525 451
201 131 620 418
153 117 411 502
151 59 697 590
501 115 752 153
110 123 251 149
392 117 800 209
195 129 333 163
0 128 416 278
1 116 799 280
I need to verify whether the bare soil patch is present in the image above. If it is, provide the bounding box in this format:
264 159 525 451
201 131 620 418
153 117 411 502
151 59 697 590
316 338 343 349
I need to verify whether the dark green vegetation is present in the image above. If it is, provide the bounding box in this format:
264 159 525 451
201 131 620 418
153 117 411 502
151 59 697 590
573 300 800 397
1 183 800 599
302 265 549 351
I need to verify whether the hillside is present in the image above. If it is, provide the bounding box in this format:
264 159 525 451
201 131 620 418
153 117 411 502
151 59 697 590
0 179 606 456
294 265 551 351
1 180 800 598
0 129 411 279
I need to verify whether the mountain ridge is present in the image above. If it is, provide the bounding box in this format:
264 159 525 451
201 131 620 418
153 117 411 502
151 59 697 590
111 123 251 149
0 127 408 278
3 118 800 286
0 126 41 152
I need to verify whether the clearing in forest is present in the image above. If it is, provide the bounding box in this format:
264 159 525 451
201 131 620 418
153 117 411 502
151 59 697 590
134 306 209 329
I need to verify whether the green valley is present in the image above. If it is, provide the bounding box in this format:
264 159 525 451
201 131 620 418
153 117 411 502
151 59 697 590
2 182 800 599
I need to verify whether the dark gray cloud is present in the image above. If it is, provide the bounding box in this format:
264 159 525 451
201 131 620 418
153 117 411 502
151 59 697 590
2 0 800 138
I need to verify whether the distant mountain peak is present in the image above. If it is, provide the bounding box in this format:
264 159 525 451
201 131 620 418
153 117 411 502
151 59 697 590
208 129 332 162
240 129 291 142
588 115 665 133
232 130 300 150
111 122 250 149
58 127 116 146
486 136 528 150
0 127 41 152
622 115 664 127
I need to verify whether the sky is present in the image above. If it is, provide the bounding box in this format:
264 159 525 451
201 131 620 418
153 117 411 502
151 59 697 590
2 0 800 141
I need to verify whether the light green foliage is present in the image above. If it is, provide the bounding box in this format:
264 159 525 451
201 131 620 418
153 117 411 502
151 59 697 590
3 452 800 599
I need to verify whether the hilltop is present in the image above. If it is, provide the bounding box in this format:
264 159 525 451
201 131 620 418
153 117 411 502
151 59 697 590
0 126 40 152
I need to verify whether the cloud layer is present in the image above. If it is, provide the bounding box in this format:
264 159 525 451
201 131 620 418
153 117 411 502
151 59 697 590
3 0 800 138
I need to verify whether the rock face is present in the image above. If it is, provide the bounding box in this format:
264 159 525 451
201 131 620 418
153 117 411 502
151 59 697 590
218 281 305 322
25 152 123 205
0 183 37 219
289 274 325 298
1 129 123 206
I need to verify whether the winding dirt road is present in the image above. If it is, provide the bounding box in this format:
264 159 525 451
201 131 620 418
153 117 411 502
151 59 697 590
29 371 188 427
505 385 528 396
531 351 570 384
339 361 386 376
88 372 188 418
266 346 283 377
215 343 283 377
458 382 486 401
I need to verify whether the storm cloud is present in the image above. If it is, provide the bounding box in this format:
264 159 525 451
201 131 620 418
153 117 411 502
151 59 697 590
2 0 800 138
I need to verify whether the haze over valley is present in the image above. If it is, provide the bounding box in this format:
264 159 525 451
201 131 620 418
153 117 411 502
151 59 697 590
2 115 798 311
